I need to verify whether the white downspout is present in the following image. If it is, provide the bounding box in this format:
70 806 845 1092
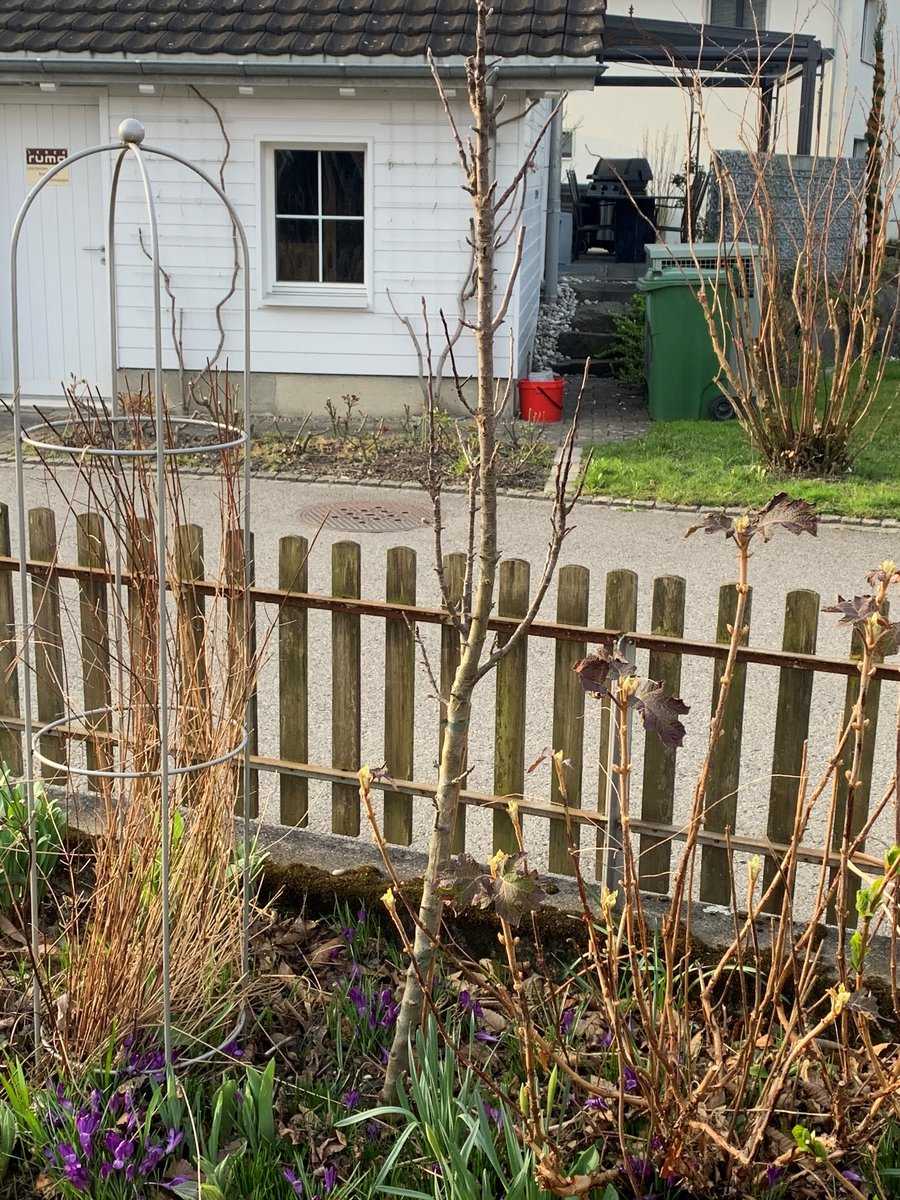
543 98 563 302
825 0 845 154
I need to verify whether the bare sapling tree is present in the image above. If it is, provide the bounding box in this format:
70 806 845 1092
376 0 596 1101
138 86 240 416
693 75 900 475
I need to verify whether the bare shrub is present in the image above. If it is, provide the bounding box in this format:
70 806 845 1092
29 375 258 1069
696 89 899 476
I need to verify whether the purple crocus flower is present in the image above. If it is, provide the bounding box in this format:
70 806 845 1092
56 1145 89 1192
342 1089 361 1111
474 1029 499 1044
74 1108 100 1157
584 1096 608 1112
625 1156 654 1184
379 990 400 1029
622 1066 639 1092
599 1028 613 1049
459 990 485 1020
283 1167 304 1196
102 1130 137 1173
222 1039 244 1059
138 1142 165 1176
323 1163 338 1192
347 985 367 1018
483 1103 503 1128
842 1170 863 1186
560 1007 576 1035
164 1128 183 1155
765 1165 784 1188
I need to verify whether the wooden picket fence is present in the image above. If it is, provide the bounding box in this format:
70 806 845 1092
1 501 898 908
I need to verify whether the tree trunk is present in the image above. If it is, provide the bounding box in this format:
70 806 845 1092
381 26 497 1101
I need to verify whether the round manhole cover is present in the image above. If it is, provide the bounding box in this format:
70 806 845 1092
298 498 434 533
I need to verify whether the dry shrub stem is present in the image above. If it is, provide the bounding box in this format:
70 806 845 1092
691 60 899 475
27 376 258 1069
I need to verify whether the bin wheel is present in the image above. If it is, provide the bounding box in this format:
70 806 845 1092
709 393 735 421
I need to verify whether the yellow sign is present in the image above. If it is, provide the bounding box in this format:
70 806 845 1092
25 147 69 185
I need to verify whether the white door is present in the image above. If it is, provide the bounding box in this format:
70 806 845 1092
0 96 109 403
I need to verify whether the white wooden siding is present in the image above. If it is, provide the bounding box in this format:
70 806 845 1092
106 89 532 380
515 98 551 377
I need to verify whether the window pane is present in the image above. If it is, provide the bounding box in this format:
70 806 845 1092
275 149 318 215
322 219 364 283
276 218 319 282
747 0 766 28
321 150 365 217
709 0 738 25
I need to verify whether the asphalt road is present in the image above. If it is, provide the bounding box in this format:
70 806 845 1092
2 461 898 910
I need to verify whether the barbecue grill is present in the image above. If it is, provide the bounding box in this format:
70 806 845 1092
588 156 653 197
569 156 657 262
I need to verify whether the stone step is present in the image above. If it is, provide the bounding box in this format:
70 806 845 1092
557 329 616 360
552 355 613 378
572 308 619 335
562 279 640 304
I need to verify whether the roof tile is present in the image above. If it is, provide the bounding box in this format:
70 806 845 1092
0 0 603 59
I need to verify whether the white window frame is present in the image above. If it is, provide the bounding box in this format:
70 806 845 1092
258 137 373 308
861 0 879 66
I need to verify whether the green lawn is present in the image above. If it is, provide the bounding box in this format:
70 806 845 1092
583 363 900 519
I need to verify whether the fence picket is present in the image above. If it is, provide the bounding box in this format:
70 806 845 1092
639 575 686 894
596 569 638 881
763 589 819 911
76 513 112 781
279 536 309 826
0 505 22 774
127 517 157 745
830 610 889 921
226 529 258 817
439 553 467 854
332 541 361 836
29 508 65 783
175 524 209 800
494 559 530 854
549 564 589 875
700 582 753 904
384 547 416 845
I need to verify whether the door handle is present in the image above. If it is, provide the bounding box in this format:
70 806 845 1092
82 245 107 264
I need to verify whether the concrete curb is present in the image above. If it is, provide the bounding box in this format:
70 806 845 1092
2 450 897 532
57 786 899 989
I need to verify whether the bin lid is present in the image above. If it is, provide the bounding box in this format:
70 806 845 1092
637 266 721 292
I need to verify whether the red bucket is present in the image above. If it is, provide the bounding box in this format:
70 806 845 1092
518 375 564 423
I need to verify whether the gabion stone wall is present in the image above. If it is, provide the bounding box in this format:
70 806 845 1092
706 151 865 271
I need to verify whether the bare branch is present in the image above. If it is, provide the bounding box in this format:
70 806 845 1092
474 364 588 682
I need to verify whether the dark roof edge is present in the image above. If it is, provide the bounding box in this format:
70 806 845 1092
0 58 601 84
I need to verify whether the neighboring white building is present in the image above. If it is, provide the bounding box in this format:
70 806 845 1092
0 1 603 413
565 1 899 187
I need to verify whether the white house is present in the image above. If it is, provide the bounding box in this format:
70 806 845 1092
0 1 604 414
565 0 899 190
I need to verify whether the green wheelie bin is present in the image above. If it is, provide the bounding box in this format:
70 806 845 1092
637 267 733 421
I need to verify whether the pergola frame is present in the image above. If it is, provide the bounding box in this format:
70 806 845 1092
596 13 834 155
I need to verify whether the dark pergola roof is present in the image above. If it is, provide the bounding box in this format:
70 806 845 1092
596 14 832 154
601 13 828 80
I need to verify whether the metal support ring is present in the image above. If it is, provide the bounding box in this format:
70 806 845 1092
21 415 248 459
31 707 248 781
